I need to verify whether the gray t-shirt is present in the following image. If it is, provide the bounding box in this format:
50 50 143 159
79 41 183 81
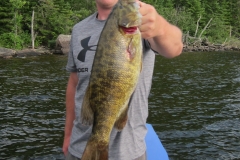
66 12 156 160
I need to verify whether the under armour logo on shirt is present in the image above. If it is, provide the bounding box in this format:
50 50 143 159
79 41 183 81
78 36 97 62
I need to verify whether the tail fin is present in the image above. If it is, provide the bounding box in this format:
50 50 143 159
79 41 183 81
81 142 108 160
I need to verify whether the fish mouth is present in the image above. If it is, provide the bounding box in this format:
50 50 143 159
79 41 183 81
120 26 138 34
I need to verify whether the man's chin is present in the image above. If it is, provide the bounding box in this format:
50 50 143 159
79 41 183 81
96 0 118 9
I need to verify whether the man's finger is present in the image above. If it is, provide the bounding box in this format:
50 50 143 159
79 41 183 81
139 22 149 32
138 1 148 16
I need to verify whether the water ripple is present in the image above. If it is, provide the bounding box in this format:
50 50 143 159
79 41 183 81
148 52 240 159
1 53 240 159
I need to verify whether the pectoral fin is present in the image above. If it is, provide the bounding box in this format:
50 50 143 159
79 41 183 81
114 104 129 130
81 86 93 125
126 38 136 61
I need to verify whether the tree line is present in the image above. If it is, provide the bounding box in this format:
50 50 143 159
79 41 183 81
0 0 239 49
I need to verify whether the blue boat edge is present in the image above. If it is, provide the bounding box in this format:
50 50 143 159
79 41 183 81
145 123 169 160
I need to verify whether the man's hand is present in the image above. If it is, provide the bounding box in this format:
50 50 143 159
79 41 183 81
136 0 183 58
62 135 71 156
137 1 163 39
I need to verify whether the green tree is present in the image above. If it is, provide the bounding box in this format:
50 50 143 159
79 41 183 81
0 1 13 35
10 0 27 49
229 0 240 37
0 0 239 49
0 0 29 49
34 0 74 45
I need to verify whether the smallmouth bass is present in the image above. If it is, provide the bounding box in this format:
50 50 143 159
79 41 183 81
81 0 142 159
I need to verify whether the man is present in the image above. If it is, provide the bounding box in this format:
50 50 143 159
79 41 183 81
63 0 183 159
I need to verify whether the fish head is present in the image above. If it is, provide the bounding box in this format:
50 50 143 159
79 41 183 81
117 0 142 34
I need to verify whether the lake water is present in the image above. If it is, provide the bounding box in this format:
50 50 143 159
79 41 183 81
0 52 239 160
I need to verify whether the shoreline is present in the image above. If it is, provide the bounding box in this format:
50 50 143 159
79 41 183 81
183 44 240 52
0 45 240 59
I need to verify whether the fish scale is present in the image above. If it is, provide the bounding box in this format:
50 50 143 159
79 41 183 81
81 0 142 159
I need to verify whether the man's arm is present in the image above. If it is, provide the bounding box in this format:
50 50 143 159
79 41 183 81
62 72 78 155
138 1 183 58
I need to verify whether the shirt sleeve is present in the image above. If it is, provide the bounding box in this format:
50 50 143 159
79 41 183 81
66 33 78 72
143 39 158 54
